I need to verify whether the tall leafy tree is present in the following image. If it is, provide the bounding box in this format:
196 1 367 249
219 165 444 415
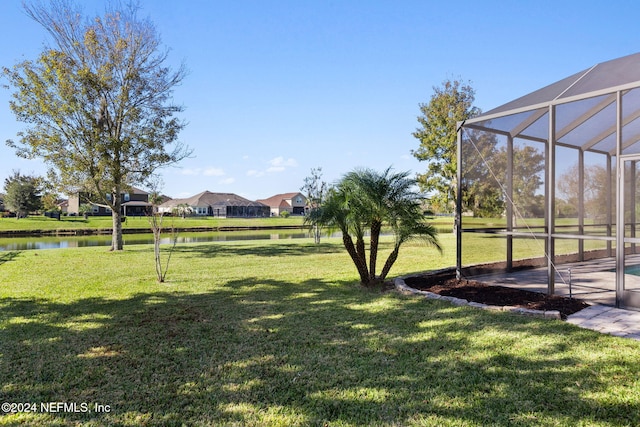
3 171 42 217
412 79 481 213
312 167 441 287
459 129 503 217
3 0 191 250
510 145 545 219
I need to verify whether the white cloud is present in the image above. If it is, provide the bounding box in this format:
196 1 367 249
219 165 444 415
266 166 286 173
247 156 298 177
265 156 298 173
181 168 200 176
204 167 225 176
181 167 225 177
220 177 235 185
269 156 298 168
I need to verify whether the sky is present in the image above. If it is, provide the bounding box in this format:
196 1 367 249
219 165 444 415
1 0 640 201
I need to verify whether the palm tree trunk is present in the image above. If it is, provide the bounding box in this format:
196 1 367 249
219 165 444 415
379 244 400 282
342 232 369 285
369 220 381 282
354 233 371 285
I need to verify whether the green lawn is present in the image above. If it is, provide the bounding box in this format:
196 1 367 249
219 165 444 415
0 215 306 232
1 237 639 426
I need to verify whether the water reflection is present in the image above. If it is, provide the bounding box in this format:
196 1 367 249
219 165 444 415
0 229 317 251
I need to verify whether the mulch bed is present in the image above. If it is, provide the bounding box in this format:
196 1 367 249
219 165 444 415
403 272 589 319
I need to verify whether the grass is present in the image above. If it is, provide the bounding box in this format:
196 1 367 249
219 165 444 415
0 215 306 232
0 214 611 233
1 237 640 426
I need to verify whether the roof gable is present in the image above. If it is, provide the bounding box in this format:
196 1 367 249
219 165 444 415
257 192 305 207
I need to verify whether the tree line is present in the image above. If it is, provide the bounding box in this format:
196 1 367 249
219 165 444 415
1 170 60 218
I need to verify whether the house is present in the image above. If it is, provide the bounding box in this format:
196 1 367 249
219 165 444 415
0 193 4 211
57 199 68 214
158 191 270 217
67 187 152 216
256 192 307 216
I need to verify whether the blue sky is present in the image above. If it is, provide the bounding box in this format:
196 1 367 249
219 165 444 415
1 0 640 200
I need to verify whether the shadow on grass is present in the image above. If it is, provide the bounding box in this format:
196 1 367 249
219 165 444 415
172 240 346 259
1 278 639 426
0 251 20 266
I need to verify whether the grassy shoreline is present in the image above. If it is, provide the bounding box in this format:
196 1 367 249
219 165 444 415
0 215 456 236
0 215 308 235
1 237 639 426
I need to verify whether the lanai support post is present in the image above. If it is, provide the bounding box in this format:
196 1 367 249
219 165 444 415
607 153 613 257
456 124 463 280
507 135 514 271
632 161 637 254
578 148 585 261
616 90 624 308
546 105 556 295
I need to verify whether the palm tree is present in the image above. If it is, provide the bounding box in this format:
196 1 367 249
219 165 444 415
311 167 441 287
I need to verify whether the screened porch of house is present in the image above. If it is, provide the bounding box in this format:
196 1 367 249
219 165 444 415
456 52 640 310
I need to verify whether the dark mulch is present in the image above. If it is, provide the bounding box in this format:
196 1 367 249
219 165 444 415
403 273 589 319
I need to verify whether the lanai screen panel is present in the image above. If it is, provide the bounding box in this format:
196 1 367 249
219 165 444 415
459 52 640 307
459 128 506 268
459 122 549 271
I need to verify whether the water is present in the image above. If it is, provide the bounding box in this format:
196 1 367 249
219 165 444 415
625 264 640 276
0 229 318 251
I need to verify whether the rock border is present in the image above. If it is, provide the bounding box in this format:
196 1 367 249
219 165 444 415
394 276 561 320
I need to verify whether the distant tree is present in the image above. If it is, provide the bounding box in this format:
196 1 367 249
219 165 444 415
173 203 193 219
313 167 441 287
458 129 503 217
3 0 191 251
148 191 163 214
473 142 545 220
41 192 60 212
558 163 610 220
412 79 481 213
40 178 61 212
511 145 545 219
301 167 328 243
3 171 42 217
79 203 92 219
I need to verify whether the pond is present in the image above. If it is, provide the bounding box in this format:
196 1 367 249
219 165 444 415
0 229 321 251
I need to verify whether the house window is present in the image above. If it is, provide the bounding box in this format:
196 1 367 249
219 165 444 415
91 205 99 213
296 197 303 204
106 193 112 201
124 193 130 202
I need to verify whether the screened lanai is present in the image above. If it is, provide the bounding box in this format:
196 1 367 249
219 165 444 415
457 52 640 310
